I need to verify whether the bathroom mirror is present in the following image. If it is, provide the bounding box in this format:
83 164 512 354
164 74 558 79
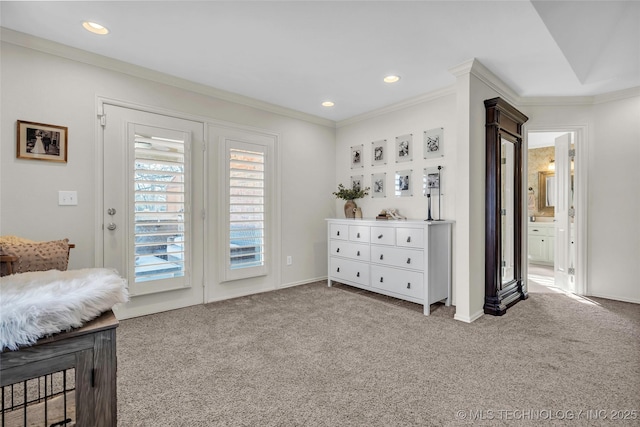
538 171 555 213
538 170 574 215
484 97 528 316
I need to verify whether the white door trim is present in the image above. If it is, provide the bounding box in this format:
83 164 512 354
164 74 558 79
95 96 282 307
523 124 589 296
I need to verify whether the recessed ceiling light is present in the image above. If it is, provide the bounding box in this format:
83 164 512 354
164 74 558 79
322 101 335 107
82 21 109 35
383 75 401 84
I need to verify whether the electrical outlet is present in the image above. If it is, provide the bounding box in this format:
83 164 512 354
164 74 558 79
286 256 292 265
58 191 78 206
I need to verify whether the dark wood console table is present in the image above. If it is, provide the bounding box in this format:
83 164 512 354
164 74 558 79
1 310 119 426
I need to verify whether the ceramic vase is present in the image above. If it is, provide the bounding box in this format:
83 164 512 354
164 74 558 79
344 200 357 218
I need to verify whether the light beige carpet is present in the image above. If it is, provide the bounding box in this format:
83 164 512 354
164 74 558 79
117 282 639 426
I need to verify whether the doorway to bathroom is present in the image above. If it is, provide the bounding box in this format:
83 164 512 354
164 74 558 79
526 130 582 295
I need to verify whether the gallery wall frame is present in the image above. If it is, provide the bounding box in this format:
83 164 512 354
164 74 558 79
395 169 413 197
371 172 386 198
423 166 442 195
423 127 444 159
351 174 364 192
17 120 68 163
351 144 364 169
371 139 387 166
395 134 412 163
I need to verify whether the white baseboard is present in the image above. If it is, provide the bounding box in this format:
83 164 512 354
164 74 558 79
278 276 327 289
454 309 484 323
205 277 327 304
586 292 640 305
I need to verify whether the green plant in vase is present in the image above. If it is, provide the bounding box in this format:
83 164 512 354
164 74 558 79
333 183 370 218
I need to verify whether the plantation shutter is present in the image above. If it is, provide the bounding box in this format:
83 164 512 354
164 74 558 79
224 139 267 281
130 125 191 294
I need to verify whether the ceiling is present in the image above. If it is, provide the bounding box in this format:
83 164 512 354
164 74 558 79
1 1 638 122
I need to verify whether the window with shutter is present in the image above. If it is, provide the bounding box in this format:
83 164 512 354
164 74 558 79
133 132 189 289
224 140 267 280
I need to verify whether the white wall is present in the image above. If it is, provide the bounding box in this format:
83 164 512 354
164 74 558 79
452 69 508 322
335 92 458 301
335 93 457 221
0 41 335 288
521 91 640 303
589 95 640 302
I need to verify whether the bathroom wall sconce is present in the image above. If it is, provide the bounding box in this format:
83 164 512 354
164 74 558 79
547 159 555 171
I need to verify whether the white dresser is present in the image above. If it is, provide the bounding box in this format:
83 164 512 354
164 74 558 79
326 219 452 315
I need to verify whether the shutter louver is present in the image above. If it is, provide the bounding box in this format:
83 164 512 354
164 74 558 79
134 134 186 283
229 147 265 270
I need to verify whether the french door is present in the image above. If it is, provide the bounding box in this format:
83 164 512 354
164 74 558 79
102 104 204 318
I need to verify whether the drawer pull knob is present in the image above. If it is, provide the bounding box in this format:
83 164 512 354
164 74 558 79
407 283 411 289
406 258 411 264
337 231 340 236
533 229 538 232
336 267 340 272
407 236 411 243
380 277 384 283
357 251 360 256
356 272 360 277
336 248 340 253
357 232 361 238
380 254 384 260
378 234 383 239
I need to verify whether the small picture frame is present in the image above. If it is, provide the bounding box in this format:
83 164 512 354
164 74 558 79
351 144 364 169
371 139 387 166
395 134 412 163
351 175 364 192
423 127 444 159
17 120 68 163
423 166 441 195
395 169 413 197
371 172 386 198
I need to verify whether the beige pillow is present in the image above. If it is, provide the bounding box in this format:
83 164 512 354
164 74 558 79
1 239 70 274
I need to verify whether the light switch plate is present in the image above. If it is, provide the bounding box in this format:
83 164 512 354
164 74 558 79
58 191 78 206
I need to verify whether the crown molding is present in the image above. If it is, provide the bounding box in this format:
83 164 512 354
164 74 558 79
517 95 594 106
336 85 456 128
593 86 640 104
449 58 521 106
0 27 335 128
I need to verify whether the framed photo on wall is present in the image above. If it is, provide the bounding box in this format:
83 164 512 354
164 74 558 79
351 175 364 192
423 166 441 195
395 134 412 163
351 144 364 169
371 172 386 198
423 127 444 159
17 120 68 163
371 139 387 166
395 169 413 197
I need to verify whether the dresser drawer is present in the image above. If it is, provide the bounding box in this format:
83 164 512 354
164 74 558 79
396 228 424 248
330 240 370 262
330 258 369 286
371 265 423 300
371 226 395 245
330 223 349 240
349 225 370 243
370 246 424 270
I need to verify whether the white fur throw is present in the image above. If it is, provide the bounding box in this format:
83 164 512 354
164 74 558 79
1 268 128 351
